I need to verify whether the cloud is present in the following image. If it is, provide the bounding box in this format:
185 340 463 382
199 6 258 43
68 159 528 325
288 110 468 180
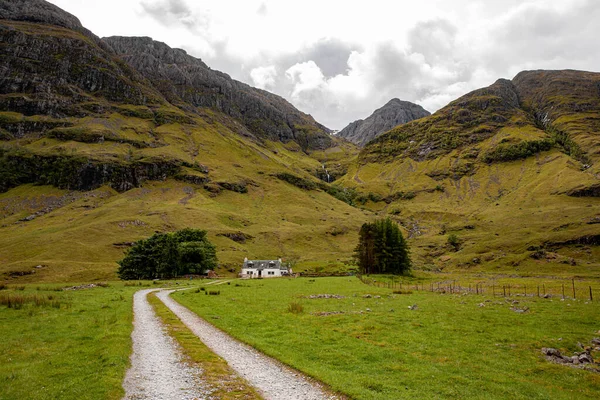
256 2 268 16
140 0 199 28
131 0 600 130
250 65 277 90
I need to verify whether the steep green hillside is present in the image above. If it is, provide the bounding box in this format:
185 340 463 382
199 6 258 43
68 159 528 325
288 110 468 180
342 70 600 277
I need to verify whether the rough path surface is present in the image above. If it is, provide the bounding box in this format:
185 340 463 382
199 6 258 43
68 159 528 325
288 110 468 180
122 289 207 400
156 290 339 400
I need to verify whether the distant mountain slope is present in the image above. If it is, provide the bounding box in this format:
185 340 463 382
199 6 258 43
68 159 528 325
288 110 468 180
338 98 430 147
364 70 600 165
338 69 600 275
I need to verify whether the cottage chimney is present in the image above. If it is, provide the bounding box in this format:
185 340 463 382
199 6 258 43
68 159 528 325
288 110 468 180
244 257 248 262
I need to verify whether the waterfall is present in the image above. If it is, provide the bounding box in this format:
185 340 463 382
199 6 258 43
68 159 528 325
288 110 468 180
322 164 331 183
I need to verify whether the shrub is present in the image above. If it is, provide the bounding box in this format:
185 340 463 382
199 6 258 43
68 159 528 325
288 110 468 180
447 233 460 251
481 139 554 163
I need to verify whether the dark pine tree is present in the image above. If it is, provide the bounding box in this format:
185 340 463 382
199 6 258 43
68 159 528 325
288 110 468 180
354 218 410 275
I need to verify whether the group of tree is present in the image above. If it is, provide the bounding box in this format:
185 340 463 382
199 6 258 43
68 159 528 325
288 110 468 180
117 228 217 280
354 218 411 274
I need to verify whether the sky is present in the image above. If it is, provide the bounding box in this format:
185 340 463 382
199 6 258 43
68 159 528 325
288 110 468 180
49 0 600 130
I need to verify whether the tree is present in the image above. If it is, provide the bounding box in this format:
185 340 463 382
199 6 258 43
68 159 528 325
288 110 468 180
117 229 217 280
354 218 411 275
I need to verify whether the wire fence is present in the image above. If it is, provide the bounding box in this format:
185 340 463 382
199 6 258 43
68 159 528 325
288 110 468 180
357 275 599 302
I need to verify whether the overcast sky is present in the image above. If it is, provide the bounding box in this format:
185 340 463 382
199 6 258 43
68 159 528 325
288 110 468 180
50 0 600 130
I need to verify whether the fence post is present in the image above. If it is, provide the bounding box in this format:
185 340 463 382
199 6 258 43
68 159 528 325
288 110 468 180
537 286 540 297
590 286 593 302
562 284 565 300
543 284 546 296
572 279 576 299
524 285 527 297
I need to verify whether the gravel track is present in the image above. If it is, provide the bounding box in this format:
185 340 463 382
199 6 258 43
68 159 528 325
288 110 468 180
122 289 207 400
156 290 339 400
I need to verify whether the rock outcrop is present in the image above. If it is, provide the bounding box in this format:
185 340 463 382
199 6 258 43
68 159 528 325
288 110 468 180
338 98 430 147
103 36 333 150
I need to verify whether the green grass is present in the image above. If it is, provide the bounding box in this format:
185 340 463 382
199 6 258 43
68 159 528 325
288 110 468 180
0 283 144 400
173 277 600 399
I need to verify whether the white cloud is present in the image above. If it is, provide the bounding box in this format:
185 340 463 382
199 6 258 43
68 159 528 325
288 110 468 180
250 65 278 90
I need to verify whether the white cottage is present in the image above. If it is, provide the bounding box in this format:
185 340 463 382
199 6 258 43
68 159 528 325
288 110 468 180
240 257 291 278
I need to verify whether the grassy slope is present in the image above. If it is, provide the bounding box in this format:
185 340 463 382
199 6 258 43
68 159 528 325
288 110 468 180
0 110 367 283
173 277 600 400
339 146 600 277
339 72 600 278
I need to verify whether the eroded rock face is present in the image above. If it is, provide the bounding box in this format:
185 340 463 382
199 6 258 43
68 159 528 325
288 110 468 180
0 0 87 34
104 36 333 150
338 98 430 147
0 3 164 118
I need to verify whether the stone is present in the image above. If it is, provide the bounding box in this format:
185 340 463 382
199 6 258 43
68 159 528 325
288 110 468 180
578 353 594 364
542 348 561 357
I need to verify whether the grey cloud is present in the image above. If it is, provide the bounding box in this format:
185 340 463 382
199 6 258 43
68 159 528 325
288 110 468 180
408 19 457 61
140 0 200 29
257 3 268 16
483 0 600 75
301 38 359 78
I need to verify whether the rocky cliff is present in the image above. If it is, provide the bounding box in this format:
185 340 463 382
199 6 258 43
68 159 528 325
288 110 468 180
103 36 332 150
337 98 430 147
0 0 332 151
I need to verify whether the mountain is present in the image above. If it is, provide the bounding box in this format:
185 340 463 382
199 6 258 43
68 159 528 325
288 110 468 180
0 0 363 282
339 69 600 274
1 0 599 282
337 99 430 147
103 36 332 151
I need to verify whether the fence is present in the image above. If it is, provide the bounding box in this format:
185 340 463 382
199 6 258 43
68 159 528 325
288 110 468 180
357 275 599 302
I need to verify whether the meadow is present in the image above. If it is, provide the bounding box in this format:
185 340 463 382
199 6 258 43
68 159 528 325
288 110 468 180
173 276 600 399
0 283 145 400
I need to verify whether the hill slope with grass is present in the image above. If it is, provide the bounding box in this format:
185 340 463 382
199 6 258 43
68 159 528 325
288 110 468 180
339 70 600 277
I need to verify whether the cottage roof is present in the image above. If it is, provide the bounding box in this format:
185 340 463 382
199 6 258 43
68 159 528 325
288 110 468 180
243 259 287 270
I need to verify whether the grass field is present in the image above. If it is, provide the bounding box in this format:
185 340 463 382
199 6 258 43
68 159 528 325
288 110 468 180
0 283 145 400
173 276 600 399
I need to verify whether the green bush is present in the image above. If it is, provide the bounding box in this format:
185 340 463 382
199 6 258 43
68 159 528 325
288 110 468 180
481 139 554 163
117 228 217 280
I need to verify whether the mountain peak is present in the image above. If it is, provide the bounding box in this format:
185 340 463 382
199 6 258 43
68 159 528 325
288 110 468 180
338 99 430 147
0 0 84 34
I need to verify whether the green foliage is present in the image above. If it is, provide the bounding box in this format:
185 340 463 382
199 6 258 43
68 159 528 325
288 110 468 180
546 124 590 165
481 139 554 163
274 172 317 190
117 228 217 280
354 218 411 274
447 233 460 251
